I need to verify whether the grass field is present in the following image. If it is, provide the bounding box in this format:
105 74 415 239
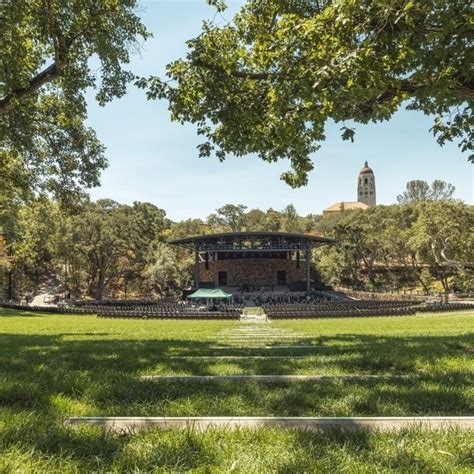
0 308 473 471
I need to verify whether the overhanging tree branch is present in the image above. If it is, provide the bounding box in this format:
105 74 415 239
192 60 473 105
0 4 119 115
0 62 66 114
192 59 281 80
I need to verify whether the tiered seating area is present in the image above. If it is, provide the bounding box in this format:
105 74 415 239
74 299 242 320
250 293 330 306
0 302 90 314
263 299 422 319
2 299 473 320
417 302 474 313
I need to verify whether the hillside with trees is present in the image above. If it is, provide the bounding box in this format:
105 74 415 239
1 193 472 300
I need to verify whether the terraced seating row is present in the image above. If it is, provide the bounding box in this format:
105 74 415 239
96 309 240 320
252 295 329 305
80 304 184 312
73 300 245 313
1 301 242 319
0 303 90 314
266 306 417 319
74 302 184 312
73 298 177 307
262 299 420 314
418 303 474 312
81 303 242 314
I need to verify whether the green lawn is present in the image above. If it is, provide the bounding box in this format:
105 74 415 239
0 309 473 472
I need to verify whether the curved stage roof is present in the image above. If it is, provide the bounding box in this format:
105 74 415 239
170 231 334 252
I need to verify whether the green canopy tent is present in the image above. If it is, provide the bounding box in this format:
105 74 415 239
187 288 234 310
187 288 233 300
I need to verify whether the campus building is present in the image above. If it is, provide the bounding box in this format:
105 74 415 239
323 161 376 215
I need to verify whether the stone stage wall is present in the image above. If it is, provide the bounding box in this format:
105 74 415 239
199 258 306 287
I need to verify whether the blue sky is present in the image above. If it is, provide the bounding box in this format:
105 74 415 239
87 0 473 221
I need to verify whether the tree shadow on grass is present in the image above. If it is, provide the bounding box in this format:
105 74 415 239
282 427 473 473
0 330 473 470
0 413 215 471
0 331 473 417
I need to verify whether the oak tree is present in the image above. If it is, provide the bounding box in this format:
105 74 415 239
0 0 149 197
142 0 473 187
397 180 456 203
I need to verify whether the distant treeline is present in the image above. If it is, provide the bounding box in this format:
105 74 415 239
0 199 472 300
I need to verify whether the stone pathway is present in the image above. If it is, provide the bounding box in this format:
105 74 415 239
30 272 63 307
239 314 267 323
209 319 312 348
30 292 56 307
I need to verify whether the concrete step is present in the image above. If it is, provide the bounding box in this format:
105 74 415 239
160 355 311 359
140 374 411 383
208 345 326 350
65 416 474 433
217 336 302 339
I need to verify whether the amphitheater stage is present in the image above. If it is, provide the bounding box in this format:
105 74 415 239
170 231 334 295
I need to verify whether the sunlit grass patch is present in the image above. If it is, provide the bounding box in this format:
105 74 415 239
0 308 473 471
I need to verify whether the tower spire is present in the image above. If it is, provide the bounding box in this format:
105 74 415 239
357 162 376 206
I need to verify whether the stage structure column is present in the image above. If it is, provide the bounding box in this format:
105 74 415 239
305 249 311 295
194 246 200 290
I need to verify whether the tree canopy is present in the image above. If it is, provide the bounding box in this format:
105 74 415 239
316 201 473 292
207 204 248 232
397 180 456 203
141 0 473 187
0 0 149 198
3 197 472 300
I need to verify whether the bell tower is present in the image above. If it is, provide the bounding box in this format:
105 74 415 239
357 161 376 206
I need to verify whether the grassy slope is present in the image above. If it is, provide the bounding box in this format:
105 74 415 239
0 309 473 472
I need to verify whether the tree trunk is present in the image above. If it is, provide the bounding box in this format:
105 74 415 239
7 270 13 300
440 271 450 292
414 271 430 295
95 267 106 301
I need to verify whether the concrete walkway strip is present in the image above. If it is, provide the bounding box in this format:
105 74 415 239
213 336 304 338
140 374 412 382
208 345 330 349
221 331 297 334
223 328 288 331
218 332 302 336
221 329 298 333
65 416 474 433
219 334 288 337
163 355 309 359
